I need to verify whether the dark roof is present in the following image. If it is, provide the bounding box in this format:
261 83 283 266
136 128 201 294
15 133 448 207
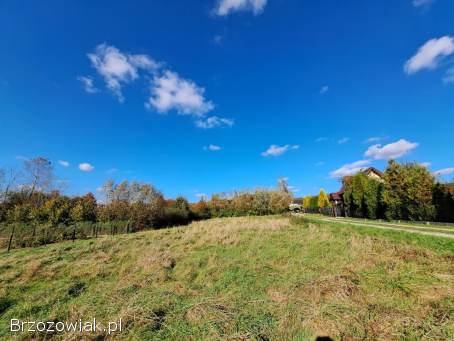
447 183 454 195
363 167 383 177
329 190 343 201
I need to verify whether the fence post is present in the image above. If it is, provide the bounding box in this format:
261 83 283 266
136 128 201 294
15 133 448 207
7 224 16 253
72 225 76 243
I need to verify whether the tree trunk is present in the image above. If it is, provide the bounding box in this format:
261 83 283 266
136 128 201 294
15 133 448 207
7 224 16 253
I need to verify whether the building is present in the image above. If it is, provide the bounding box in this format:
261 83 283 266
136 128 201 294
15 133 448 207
329 167 384 217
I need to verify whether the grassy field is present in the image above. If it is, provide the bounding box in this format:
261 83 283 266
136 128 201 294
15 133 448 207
0 216 453 340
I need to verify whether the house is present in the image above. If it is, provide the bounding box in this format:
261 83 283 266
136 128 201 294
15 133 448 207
329 167 384 217
447 183 454 195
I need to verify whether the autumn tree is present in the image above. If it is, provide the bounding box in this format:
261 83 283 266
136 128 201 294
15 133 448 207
317 189 330 208
383 161 435 221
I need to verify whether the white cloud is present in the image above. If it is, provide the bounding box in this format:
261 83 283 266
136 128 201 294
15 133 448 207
320 85 329 94
419 162 431 168
147 71 214 116
315 137 328 143
433 167 454 176
261 144 299 157
79 163 94 172
58 160 70 167
215 0 268 16
443 67 454 84
330 160 371 178
413 0 434 7
195 116 234 129
77 76 98 94
404 36 454 74
338 137 349 144
365 139 418 160
204 144 222 151
364 136 384 144
88 44 159 102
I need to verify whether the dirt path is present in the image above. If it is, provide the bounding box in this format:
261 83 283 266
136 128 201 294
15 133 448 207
311 216 454 239
338 218 454 233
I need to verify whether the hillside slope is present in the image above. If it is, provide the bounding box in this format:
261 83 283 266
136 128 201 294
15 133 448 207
0 216 453 340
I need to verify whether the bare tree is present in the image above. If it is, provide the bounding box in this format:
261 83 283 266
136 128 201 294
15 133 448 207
278 177 290 194
23 157 54 197
0 167 19 203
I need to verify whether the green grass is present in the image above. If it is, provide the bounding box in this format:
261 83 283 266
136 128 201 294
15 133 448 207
0 216 453 340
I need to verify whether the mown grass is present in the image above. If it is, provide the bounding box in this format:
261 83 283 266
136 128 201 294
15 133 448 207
302 215 454 254
0 216 453 340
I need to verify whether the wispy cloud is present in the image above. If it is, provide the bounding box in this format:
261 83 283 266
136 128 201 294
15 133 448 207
204 144 222 151
58 160 70 167
365 139 418 160
261 144 299 157
364 136 385 144
404 36 454 74
315 137 328 143
330 160 371 178
79 163 94 172
433 167 454 176
320 85 329 94
412 0 434 8
338 137 349 144
315 161 325 166
214 0 268 16
77 76 98 94
443 67 454 84
195 116 234 129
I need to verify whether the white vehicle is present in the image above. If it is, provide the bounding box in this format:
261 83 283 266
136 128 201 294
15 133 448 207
289 203 303 213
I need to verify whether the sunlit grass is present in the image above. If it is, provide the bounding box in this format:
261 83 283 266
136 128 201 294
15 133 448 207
0 216 453 340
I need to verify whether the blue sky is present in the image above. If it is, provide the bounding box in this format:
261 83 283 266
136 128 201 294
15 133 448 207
1 0 454 201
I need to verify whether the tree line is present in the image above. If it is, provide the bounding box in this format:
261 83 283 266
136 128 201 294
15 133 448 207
341 161 454 222
0 157 293 250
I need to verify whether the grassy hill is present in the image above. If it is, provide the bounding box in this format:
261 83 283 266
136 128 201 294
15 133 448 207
0 216 453 340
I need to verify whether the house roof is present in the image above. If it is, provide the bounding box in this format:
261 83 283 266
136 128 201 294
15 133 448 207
362 167 383 178
446 183 454 195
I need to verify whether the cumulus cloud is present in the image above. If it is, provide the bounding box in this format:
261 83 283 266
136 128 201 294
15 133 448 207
195 116 234 129
365 139 418 160
77 76 98 94
215 0 268 16
85 44 232 129
58 160 70 167
433 167 454 176
79 163 94 172
261 144 299 157
147 71 214 116
404 36 454 74
330 160 371 178
413 0 434 7
204 144 222 151
88 44 159 102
